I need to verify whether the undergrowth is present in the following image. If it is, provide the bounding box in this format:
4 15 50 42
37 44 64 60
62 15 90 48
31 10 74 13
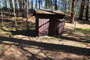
75 28 90 34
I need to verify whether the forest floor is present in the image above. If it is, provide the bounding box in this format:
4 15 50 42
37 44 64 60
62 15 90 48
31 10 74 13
0 12 90 60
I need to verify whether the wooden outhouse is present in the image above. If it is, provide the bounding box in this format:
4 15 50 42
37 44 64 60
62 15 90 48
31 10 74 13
35 10 65 36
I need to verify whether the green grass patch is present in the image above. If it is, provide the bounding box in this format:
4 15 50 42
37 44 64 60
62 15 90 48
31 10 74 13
39 36 55 39
75 28 90 34
0 29 4 32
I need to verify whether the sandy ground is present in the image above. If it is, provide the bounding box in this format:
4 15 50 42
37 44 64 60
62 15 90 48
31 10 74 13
0 11 90 60
0 20 90 60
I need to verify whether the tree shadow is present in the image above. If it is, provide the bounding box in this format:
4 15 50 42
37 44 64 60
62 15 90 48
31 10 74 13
77 19 90 25
0 19 14 23
58 35 90 43
0 36 90 56
11 30 37 37
58 28 90 43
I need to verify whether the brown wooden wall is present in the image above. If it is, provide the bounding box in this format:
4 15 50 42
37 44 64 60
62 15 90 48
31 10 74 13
36 14 65 36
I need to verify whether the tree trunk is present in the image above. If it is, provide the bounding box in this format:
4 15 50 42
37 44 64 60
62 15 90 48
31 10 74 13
39 0 40 9
28 0 30 9
79 0 85 20
45 0 48 9
19 0 25 10
9 0 13 15
0 2 1 8
9 0 13 9
22 0 25 9
26 0 29 30
70 0 77 23
65 0 68 12
41 0 43 9
35 0 37 9
13 0 18 31
31 0 33 9
85 0 89 21
0 3 4 28
4 0 7 8
51 0 53 10
19 0 22 10
15 0 18 9
55 0 57 10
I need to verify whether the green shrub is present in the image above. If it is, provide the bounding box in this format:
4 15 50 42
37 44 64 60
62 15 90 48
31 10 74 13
75 28 90 34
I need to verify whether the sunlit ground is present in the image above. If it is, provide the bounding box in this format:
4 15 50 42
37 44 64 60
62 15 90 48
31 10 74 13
0 10 90 60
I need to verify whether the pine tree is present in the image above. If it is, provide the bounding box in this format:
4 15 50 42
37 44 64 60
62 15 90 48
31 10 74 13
79 0 85 20
85 0 89 21
70 0 77 23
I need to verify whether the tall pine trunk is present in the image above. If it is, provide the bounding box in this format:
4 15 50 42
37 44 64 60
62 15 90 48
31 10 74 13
4 0 7 8
35 0 37 9
55 0 57 10
79 0 85 20
0 2 4 28
41 0 43 9
9 0 13 15
70 0 77 23
85 0 89 21
15 0 18 10
26 0 29 30
9 0 13 9
39 0 40 9
28 0 30 9
31 0 33 9
14 0 18 31
45 0 48 9
65 0 68 12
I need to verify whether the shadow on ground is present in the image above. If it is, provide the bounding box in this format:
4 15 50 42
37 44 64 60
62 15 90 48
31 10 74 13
11 30 37 37
0 36 90 56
